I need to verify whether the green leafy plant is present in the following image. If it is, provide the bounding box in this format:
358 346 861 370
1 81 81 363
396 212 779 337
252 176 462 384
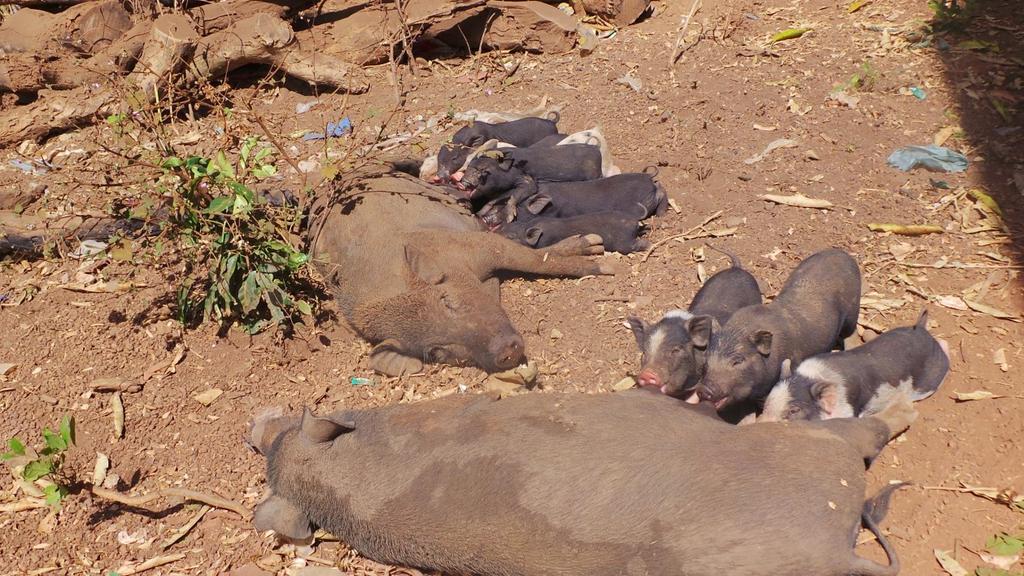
839 61 878 93
2 416 76 508
928 0 976 31
158 137 313 334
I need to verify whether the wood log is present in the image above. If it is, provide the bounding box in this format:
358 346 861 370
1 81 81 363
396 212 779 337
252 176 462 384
127 13 199 99
192 13 368 91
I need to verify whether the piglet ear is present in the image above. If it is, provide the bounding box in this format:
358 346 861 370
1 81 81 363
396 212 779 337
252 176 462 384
915 309 929 329
524 227 543 246
627 316 646 346
752 330 773 356
254 494 313 543
525 195 551 215
498 157 514 171
687 315 714 349
300 407 355 444
810 382 839 416
780 358 793 379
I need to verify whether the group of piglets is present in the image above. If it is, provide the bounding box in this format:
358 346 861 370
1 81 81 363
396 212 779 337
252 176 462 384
420 112 667 254
630 247 950 423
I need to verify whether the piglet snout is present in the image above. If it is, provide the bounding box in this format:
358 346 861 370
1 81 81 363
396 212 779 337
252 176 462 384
636 369 662 390
490 334 526 371
451 171 464 182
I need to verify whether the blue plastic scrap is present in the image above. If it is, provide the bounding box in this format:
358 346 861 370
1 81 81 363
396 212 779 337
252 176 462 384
887 145 968 173
303 117 352 141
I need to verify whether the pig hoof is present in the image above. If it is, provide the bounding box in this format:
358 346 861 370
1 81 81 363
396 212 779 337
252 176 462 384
548 234 605 256
370 348 424 377
876 395 918 439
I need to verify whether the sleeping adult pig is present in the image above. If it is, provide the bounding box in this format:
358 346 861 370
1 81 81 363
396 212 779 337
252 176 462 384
452 115 560 148
497 212 648 254
629 248 762 401
698 249 861 411
307 171 614 377
760 310 949 422
251 388 916 576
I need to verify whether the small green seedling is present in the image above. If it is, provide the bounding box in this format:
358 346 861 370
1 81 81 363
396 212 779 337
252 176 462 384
2 416 76 508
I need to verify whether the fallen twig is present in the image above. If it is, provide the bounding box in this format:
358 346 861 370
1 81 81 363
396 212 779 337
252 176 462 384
0 498 49 513
641 210 723 263
113 553 187 575
91 486 250 518
161 504 211 549
670 0 702 65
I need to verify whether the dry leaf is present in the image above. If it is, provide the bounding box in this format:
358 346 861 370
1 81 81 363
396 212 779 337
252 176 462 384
861 295 906 312
93 453 110 486
934 126 958 146
993 348 1009 372
193 388 223 407
889 242 915 261
964 299 1020 321
953 390 999 401
979 552 1021 570
549 328 563 340
37 510 57 534
868 223 944 236
968 188 1003 216
935 549 969 576
111 392 125 439
759 193 833 209
0 363 16 376
482 378 522 396
936 295 969 311
697 263 707 283
744 138 798 164
828 91 860 108
787 98 812 115
489 362 538 387
612 377 636 391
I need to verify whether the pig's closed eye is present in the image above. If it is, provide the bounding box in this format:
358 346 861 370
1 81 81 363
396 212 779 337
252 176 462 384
786 406 802 417
669 346 684 356
730 357 744 367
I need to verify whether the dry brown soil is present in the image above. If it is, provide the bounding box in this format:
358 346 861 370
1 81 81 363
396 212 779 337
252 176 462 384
1 0 1023 574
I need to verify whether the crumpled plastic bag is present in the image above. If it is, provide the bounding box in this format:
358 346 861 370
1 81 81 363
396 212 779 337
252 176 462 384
887 145 968 173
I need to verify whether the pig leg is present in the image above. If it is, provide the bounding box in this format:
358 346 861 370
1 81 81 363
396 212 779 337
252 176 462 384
254 493 314 544
412 230 614 279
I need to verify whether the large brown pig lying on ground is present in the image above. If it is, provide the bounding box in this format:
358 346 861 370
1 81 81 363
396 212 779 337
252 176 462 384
250 389 915 576
307 172 614 376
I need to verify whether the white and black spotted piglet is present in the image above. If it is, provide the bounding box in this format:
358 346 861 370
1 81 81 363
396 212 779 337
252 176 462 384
759 310 949 422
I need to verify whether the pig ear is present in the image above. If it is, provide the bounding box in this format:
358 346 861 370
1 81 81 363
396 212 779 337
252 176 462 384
404 245 445 285
780 358 793 379
811 381 839 416
524 227 543 246
687 315 714 349
525 195 551 214
300 407 355 444
497 157 514 171
254 494 313 542
627 316 646 346
915 309 928 329
752 330 773 356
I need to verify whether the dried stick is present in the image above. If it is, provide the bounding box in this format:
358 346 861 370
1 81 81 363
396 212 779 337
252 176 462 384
114 553 187 575
91 486 250 518
641 210 723 263
670 0 702 65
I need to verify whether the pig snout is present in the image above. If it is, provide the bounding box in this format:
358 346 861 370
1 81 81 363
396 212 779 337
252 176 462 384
636 369 663 390
489 333 526 371
697 384 730 409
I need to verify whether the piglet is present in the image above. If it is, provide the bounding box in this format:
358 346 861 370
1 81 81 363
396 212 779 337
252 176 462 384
759 310 949 422
452 115 560 148
460 144 604 201
498 212 648 254
481 172 667 226
698 248 861 411
629 247 762 401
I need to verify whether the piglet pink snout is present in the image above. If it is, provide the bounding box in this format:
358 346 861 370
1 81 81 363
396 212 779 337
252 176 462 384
636 369 662 390
451 171 464 182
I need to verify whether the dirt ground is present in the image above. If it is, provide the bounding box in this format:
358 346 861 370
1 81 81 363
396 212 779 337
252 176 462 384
1 0 1023 574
